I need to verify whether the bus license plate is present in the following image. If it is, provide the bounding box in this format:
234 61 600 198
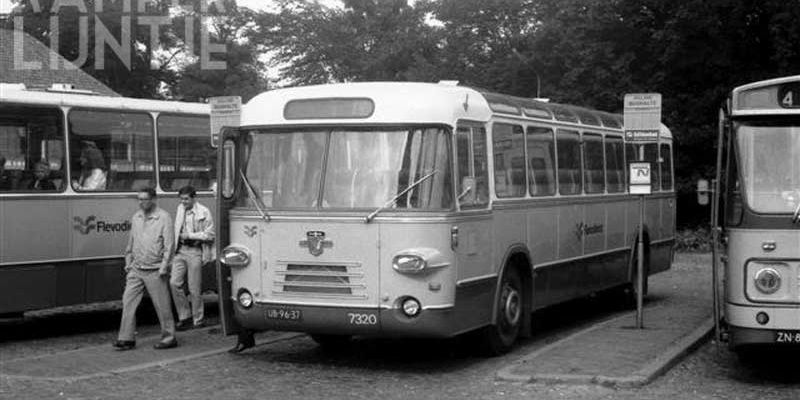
774 331 800 343
265 308 302 321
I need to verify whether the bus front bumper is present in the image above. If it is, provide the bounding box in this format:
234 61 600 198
726 302 800 348
233 301 462 338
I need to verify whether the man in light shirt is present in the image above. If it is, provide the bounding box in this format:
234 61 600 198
113 187 177 350
171 185 215 331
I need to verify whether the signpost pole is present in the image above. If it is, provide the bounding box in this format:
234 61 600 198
624 93 661 330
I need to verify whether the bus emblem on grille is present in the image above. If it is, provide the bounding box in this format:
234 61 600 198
244 225 258 237
299 231 333 256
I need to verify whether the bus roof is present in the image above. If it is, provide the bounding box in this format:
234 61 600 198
241 82 671 139
731 75 800 116
0 83 209 114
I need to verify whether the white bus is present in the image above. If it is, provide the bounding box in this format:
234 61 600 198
0 83 215 317
217 82 675 354
712 75 800 351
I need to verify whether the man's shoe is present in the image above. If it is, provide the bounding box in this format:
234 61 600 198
228 340 254 354
112 340 136 351
193 320 206 329
153 340 178 350
175 319 192 331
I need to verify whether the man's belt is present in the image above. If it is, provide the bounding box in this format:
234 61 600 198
180 239 203 248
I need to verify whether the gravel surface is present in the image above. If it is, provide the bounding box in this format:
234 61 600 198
2 253 799 400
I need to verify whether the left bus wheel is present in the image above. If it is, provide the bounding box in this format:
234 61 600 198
478 267 523 356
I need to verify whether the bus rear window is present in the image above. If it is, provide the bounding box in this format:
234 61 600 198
0 105 65 192
157 114 216 192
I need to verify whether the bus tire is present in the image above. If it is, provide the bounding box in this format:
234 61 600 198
478 267 523 356
310 334 352 352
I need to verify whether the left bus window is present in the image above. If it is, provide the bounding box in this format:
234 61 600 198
526 126 556 196
157 115 215 192
69 109 154 192
493 123 526 198
0 105 65 192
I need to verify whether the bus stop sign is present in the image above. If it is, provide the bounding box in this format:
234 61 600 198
210 96 242 148
624 93 662 142
629 162 652 194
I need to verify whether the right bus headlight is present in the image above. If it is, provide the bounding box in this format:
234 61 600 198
754 267 781 294
221 245 251 268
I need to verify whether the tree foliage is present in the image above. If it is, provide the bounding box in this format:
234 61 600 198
5 0 800 225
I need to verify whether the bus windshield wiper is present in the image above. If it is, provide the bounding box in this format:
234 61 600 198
792 201 800 224
240 170 270 222
365 170 438 223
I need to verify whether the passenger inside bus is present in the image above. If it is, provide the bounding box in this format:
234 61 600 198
72 141 107 191
0 155 11 190
27 160 56 191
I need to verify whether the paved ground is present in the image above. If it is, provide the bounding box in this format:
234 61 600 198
2 253 799 400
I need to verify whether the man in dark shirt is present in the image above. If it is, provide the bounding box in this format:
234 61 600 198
113 187 178 351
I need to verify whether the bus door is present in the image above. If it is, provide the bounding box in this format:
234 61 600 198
217 131 240 335
454 124 494 329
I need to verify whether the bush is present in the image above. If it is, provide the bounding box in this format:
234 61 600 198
674 227 713 252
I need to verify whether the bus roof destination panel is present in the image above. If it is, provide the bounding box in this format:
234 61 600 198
284 98 375 120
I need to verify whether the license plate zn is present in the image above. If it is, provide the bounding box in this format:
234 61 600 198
774 331 800 343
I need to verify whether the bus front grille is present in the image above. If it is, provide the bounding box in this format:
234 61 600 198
274 263 367 298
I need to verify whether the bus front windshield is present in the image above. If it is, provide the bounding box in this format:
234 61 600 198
237 127 453 210
737 120 800 213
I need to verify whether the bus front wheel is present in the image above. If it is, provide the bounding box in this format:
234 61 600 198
478 267 523 356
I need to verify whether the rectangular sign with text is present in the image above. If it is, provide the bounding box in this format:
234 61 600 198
210 96 242 148
629 162 652 194
624 93 662 143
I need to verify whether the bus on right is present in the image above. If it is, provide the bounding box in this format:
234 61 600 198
714 75 800 351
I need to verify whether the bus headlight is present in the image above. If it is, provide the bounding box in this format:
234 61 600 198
221 245 251 268
401 297 421 317
393 255 427 274
754 268 781 294
237 289 254 308
391 248 449 275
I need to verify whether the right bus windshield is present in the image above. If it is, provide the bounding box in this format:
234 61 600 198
235 127 453 210
737 119 800 213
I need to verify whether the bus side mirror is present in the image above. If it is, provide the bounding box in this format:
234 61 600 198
458 176 476 204
697 179 710 206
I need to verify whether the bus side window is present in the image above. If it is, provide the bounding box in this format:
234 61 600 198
644 143 661 191
157 114 215 192
526 126 556 196
557 129 582 195
472 127 489 206
660 143 673 190
0 105 65 192
583 133 604 194
493 123 526 198
456 127 472 205
69 109 155 192
605 136 625 193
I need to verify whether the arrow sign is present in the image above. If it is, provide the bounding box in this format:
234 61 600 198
629 162 652 194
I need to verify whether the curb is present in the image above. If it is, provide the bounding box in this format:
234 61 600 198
0 332 304 382
496 314 713 388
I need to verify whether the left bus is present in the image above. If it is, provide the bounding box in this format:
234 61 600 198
0 83 215 317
